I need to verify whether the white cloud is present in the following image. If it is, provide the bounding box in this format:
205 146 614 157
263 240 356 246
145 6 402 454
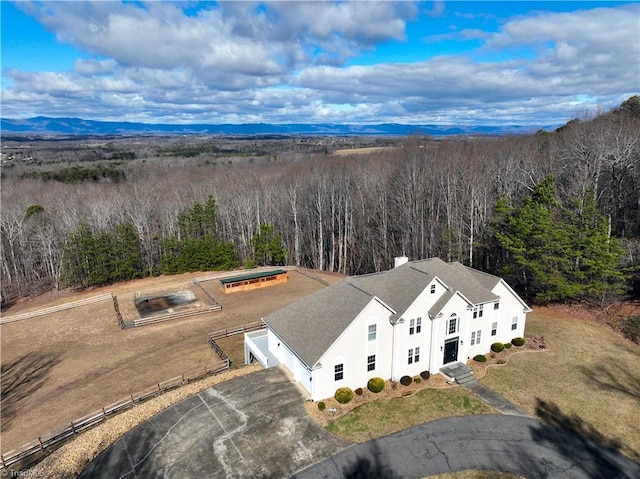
2 2 638 125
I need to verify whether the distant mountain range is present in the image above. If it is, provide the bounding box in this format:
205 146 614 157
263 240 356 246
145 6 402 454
1 116 551 136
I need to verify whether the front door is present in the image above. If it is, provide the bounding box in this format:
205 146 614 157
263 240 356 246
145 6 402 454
443 337 459 364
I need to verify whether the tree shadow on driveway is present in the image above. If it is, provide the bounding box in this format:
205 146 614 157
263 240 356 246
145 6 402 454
341 441 401 479
532 398 640 477
1 351 62 429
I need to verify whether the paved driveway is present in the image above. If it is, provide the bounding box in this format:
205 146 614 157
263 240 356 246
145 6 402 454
79 368 350 479
292 415 640 479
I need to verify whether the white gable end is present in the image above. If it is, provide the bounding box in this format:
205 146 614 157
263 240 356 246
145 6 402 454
312 297 394 401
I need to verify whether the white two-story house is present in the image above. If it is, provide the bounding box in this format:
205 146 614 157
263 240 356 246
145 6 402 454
244 257 531 401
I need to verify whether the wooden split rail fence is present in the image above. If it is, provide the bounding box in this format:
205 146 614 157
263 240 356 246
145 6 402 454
0 293 113 324
207 321 265 340
112 295 130 329
192 279 222 308
132 304 222 328
207 321 266 367
0 362 230 470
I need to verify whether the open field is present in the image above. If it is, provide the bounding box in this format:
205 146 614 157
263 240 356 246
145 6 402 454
332 146 397 156
481 307 640 461
0 268 342 453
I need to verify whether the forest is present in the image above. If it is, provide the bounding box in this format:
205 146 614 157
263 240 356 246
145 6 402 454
1 97 639 308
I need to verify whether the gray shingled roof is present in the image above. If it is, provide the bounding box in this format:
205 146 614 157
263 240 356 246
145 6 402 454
264 280 377 368
263 257 502 368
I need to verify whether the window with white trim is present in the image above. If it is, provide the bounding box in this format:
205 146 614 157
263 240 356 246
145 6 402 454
430 284 436 294
447 314 458 334
414 347 420 363
408 348 414 364
334 364 344 381
511 316 518 331
416 317 422 333
491 322 498 336
494 301 500 310
368 324 377 341
473 304 484 319
367 355 376 372
471 330 482 346
409 318 415 335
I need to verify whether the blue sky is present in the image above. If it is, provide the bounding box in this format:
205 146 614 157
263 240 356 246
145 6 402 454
1 1 638 126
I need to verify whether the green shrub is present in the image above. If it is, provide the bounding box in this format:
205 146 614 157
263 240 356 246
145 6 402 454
334 387 354 404
317 401 326 411
622 315 640 343
420 370 430 380
473 354 487 362
413 377 421 384
245 259 257 269
355 387 363 396
511 337 526 346
491 342 505 353
400 375 412 386
504 342 513 349
367 377 385 393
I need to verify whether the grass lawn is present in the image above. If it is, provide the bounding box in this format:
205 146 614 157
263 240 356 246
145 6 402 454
481 308 640 461
325 387 492 442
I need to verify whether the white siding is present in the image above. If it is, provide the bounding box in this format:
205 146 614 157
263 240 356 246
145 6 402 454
490 281 528 344
267 328 313 398
428 293 471 373
311 298 393 401
393 280 443 379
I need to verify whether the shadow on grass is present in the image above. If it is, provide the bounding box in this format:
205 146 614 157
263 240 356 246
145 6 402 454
578 361 640 400
533 398 640 474
1 351 62 429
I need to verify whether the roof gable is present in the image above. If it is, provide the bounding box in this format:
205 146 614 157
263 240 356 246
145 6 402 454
264 258 511 364
264 280 379 367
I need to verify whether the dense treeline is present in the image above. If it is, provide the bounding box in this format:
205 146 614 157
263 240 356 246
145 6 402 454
2 99 639 304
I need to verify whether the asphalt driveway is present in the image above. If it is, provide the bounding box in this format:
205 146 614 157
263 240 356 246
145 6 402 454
292 415 640 479
78 367 350 479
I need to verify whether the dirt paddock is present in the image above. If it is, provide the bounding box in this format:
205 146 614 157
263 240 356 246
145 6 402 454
0 268 342 453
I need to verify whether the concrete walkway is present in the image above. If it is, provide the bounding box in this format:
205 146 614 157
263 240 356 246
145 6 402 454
461 380 531 416
291 415 640 479
78 368 350 479
441 362 530 416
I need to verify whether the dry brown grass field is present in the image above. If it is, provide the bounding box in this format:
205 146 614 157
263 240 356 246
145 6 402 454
479 307 640 461
0 268 342 453
332 146 397 156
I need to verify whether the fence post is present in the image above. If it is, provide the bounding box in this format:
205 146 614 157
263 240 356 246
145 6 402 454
1 452 6 468
181 373 185 384
71 422 76 434
38 437 44 452
131 394 135 403
158 383 161 393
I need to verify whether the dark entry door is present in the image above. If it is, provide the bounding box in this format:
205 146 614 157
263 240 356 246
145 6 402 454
443 338 459 364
